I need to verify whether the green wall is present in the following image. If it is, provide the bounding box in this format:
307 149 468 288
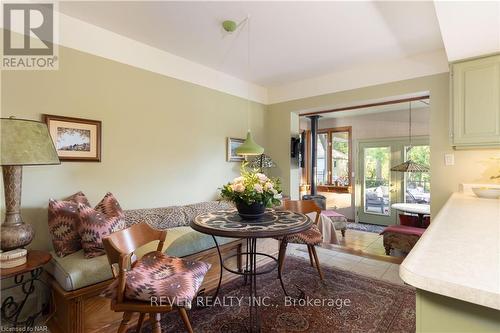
1 46 267 251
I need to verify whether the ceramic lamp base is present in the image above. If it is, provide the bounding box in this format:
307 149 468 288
1 165 35 251
0 223 34 251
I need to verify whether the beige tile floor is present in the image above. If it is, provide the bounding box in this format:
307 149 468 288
287 243 405 285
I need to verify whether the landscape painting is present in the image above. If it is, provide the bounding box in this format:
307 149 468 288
44 115 101 162
227 137 245 162
57 128 91 151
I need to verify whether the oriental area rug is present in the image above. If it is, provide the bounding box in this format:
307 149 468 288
137 256 415 332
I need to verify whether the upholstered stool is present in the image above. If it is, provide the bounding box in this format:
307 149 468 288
321 210 348 237
380 225 425 255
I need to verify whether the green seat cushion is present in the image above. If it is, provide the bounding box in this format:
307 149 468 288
46 249 113 291
165 228 235 258
134 226 236 258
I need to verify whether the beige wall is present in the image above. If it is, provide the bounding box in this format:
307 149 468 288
1 46 267 251
266 73 500 216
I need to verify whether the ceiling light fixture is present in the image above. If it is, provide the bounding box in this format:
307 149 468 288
223 16 264 157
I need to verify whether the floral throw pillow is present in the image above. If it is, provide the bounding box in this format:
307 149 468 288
48 191 91 257
78 192 126 258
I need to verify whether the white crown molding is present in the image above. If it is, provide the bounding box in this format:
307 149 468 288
267 49 449 104
58 13 269 104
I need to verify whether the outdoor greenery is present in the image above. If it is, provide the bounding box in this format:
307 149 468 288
406 145 431 191
220 163 282 207
364 147 390 188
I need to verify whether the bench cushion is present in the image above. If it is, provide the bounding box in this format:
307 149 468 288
47 226 236 291
380 225 425 237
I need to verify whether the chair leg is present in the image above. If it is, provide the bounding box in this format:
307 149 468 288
310 246 324 281
149 313 161 333
306 245 314 267
278 241 288 275
341 229 346 237
136 312 146 333
178 308 194 333
117 312 133 333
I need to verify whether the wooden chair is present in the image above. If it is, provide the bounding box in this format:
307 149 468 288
278 200 324 280
103 223 198 333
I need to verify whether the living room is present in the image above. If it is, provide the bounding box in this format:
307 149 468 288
1 1 500 333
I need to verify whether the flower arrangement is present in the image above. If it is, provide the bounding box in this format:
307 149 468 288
220 163 282 218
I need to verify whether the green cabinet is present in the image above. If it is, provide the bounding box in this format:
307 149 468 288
451 54 500 148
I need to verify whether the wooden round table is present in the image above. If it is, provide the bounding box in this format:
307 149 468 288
191 209 312 332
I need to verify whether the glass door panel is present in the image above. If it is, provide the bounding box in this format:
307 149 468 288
363 147 391 215
358 142 399 226
404 145 431 204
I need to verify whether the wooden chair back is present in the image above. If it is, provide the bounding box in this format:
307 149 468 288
283 200 321 225
103 223 167 303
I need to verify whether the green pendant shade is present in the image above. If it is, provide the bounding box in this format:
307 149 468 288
235 131 264 156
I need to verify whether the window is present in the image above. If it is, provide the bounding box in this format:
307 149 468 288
332 131 350 186
304 127 352 191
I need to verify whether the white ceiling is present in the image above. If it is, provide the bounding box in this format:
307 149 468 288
59 1 445 87
434 1 500 61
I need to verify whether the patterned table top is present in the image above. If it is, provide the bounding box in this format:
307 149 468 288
191 209 313 238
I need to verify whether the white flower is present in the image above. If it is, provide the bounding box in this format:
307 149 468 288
273 192 282 199
256 173 268 183
233 176 244 184
232 183 245 192
254 184 263 193
264 182 274 190
270 188 278 195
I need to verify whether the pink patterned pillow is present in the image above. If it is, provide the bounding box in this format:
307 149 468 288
48 191 91 257
78 193 126 258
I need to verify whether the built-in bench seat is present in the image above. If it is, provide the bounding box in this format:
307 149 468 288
46 226 235 292
46 201 243 333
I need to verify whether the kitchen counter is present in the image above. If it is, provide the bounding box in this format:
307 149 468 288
399 191 500 310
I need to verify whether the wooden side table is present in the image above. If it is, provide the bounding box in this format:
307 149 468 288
1 250 52 329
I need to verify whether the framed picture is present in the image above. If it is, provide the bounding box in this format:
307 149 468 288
227 137 245 162
44 114 101 162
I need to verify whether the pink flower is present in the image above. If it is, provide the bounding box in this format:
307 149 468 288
232 183 245 192
254 184 263 193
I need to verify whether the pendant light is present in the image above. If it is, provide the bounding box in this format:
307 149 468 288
390 101 429 173
225 16 264 156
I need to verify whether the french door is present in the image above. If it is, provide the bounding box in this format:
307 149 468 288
357 138 429 226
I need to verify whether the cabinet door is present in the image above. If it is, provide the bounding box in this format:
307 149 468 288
452 55 500 147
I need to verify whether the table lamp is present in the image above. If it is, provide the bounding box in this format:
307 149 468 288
1 117 60 251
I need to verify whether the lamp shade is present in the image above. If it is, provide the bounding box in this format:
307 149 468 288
235 131 264 156
1 118 60 166
390 160 429 173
